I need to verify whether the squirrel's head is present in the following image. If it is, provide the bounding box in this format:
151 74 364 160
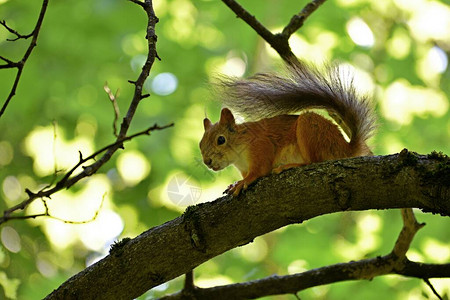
199 108 242 171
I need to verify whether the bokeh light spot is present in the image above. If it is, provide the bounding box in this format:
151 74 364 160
0 271 20 299
382 80 449 125
220 56 246 77
238 237 268 262
346 17 375 47
1 226 21 253
2 176 22 203
117 150 151 186
0 141 13 166
427 46 448 74
24 126 94 177
148 72 178 96
386 27 411 59
422 238 450 264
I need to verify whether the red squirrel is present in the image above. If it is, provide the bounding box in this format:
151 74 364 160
199 60 376 196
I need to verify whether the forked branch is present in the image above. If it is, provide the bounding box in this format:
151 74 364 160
221 0 327 63
0 123 173 224
0 0 170 224
158 208 445 299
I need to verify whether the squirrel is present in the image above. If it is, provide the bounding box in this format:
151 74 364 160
199 60 376 196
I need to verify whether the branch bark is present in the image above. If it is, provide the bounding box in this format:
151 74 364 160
158 207 440 299
281 0 327 38
221 0 327 64
221 0 292 62
159 260 450 300
44 151 450 300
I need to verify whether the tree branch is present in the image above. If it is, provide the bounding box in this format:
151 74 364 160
391 208 424 258
0 0 50 118
0 20 34 41
104 82 121 138
158 200 436 299
221 0 294 62
221 0 275 48
159 260 450 300
0 0 168 225
44 151 450 300
423 278 443 300
119 0 160 140
221 0 326 64
0 123 173 224
281 0 327 38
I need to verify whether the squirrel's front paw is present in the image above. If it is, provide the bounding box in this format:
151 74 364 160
224 180 246 196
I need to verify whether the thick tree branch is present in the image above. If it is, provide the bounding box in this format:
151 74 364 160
0 0 49 118
44 151 450 300
159 207 430 299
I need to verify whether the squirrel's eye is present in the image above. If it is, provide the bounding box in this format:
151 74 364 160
217 136 226 145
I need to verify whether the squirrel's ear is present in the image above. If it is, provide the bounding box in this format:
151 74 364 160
203 118 212 130
219 108 235 125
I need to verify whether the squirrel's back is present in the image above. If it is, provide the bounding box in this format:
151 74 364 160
217 60 376 150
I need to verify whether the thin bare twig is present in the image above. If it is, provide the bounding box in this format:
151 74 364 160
423 278 443 300
104 82 121 137
128 0 145 8
221 0 275 47
281 0 327 38
221 0 293 62
1 0 168 224
0 0 50 118
0 55 19 68
5 192 107 224
221 0 326 63
0 123 173 224
119 0 160 141
0 20 34 41
50 120 63 182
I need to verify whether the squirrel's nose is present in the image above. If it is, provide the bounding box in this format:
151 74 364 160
204 158 212 166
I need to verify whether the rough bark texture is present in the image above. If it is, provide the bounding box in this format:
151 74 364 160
45 151 450 300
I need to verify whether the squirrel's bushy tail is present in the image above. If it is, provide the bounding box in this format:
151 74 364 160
218 60 376 149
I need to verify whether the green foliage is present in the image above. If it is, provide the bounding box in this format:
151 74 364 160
0 0 449 299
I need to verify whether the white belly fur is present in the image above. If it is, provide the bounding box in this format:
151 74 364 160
273 144 304 167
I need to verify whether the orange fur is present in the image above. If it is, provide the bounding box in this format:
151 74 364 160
199 109 372 196
200 61 375 196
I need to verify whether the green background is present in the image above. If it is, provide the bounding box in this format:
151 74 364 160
0 0 449 299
